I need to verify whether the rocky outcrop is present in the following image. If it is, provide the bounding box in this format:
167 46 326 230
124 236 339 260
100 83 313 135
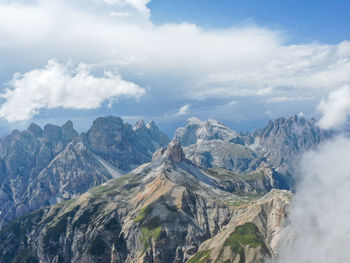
165 139 185 163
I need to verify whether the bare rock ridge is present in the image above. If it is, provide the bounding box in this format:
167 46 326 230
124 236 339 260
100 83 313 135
0 116 169 228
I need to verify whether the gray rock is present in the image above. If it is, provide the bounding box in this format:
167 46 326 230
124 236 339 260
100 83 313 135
0 116 169 228
0 141 290 263
175 117 238 146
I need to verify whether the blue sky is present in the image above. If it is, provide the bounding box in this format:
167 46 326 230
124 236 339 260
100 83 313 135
0 0 349 136
149 0 350 44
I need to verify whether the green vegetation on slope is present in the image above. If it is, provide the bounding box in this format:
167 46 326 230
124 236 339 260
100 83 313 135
139 226 162 251
187 250 211 263
134 205 153 223
223 222 268 263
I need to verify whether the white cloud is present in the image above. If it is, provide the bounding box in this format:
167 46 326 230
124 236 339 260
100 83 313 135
317 85 350 129
265 110 274 118
109 11 130 17
266 96 314 103
101 0 150 16
0 0 349 119
278 136 350 263
173 104 190 117
0 60 145 122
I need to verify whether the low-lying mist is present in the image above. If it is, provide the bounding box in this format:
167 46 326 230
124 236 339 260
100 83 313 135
277 135 350 262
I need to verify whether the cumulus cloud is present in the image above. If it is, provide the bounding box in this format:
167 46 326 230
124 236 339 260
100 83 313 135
0 60 145 122
277 136 350 263
317 85 350 129
173 104 190 117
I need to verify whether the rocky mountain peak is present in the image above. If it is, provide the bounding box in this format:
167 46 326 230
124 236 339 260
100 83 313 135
165 139 185 163
175 117 238 146
134 120 146 131
62 120 78 143
44 123 63 143
27 123 43 137
91 116 124 130
146 120 157 130
62 120 74 130
249 115 333 176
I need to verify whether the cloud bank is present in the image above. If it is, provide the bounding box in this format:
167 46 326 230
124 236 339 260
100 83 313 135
0 0 350 121
276 86 350 262
0 60 145 122
277 136 350 263
317 85 350 129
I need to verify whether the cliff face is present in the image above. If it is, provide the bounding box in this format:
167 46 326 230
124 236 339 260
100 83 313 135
0 121 79 227
0 140 290 263
0 117 169 228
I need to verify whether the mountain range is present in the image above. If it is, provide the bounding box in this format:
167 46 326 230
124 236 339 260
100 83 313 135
0 116 169 228
0 115 332 262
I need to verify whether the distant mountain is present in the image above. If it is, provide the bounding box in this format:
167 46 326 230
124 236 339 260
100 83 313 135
175 116 333 187
248 115 334 175
175 117 239 146
0 139 290 263
175 118 260 174
0 116 169 228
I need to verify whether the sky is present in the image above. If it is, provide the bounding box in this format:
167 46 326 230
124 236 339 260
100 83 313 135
0 0 349 136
